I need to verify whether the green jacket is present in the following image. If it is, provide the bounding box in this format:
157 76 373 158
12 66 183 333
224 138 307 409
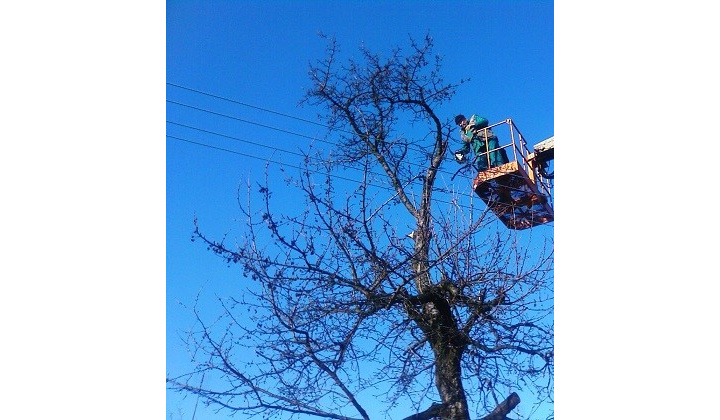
458 114 507 169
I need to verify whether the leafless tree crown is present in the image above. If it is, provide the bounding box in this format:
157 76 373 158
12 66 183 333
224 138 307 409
168 35 553 420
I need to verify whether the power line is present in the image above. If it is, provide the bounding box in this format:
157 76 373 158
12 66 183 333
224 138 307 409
167 120 399 182
167 99 335 145
167 134 394 188
167 82 332 130
167 120 305 158
165 98 461 179
167 134 475 210
166 81 461 162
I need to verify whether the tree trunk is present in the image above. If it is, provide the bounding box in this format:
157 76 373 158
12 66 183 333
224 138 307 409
425 298 470 420
433 345 470 419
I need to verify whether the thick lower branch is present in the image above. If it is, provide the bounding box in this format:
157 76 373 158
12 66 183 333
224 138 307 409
402 403 445 420
479 393 521 420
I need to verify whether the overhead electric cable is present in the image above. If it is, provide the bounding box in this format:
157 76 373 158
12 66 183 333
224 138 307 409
166 82 457 169
166 99 459 179
167 120 305 158
168 134 475 210
167 120 396 181
167 134 392 188
167 82 330 129
167 100 335 146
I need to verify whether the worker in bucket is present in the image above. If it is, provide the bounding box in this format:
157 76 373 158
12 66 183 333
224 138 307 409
453 114 508 171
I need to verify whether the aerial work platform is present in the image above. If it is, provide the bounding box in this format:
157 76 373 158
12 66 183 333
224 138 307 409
469 120 554 230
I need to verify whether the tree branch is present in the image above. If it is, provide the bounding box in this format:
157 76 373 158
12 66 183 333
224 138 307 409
402 402 445 420
478 392 520 420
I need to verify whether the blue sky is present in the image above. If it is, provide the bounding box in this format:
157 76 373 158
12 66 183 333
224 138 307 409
3 1 720 419
166 1 553 419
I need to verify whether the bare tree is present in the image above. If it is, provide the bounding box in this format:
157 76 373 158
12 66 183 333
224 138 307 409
167 35 553 420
